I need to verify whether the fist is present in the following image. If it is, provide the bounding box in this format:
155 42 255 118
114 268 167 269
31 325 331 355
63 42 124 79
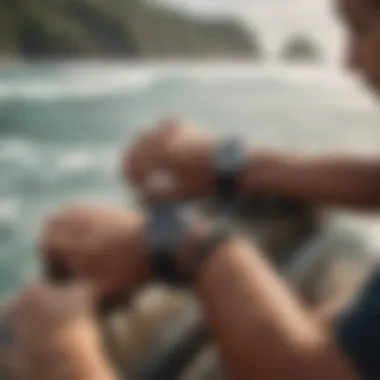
0 283 114 380
40 205 152 303
124 119 217 200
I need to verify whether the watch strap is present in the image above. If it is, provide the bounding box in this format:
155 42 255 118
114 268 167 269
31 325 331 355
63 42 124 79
146 202 189 286
151 248 185 285
214 139 246 203
182 224 234 284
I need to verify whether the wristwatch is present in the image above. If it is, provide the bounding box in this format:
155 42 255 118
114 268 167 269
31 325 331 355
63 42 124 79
212 139 247 204
146 202 189 285
146 202 234 286
145 139 246 285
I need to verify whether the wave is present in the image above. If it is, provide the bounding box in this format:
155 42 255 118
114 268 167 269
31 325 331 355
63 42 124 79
0 198 21 226
0 68 157 103
55 149 118 174
0 139 40 167
167 63 359 90
0 139 119 184
0 62 361 104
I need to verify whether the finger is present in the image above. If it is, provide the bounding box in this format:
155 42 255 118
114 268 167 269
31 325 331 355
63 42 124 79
67 280 96 302
124 129 156 186
11 284 49 324
126 122 180 187
155 118 182 140
58 280 98 312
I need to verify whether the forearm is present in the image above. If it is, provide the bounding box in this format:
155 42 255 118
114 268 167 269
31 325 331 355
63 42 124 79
242 151 380 209
35 335 118 380
192 236 359 380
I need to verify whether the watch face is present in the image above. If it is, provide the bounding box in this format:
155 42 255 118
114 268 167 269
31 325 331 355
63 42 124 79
216 140 245 174
147 203 187 252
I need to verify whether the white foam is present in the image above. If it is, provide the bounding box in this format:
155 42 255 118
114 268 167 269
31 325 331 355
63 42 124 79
55 148 118 176
0 139 40 167
0 198 21 224
0 62 360 104
56 151 95 173
0 68 157 102
177 63 356 90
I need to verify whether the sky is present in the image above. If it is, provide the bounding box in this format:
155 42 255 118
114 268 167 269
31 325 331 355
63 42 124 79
155 0 345 61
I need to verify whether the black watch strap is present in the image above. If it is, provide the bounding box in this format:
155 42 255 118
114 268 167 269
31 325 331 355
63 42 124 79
146 202 189 285
214 139 246 203
151 248 185 285
183 224 234 284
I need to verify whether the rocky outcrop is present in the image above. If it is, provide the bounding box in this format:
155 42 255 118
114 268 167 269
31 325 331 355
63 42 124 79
0 0 261 59
280 35 322 62
123 2 262 59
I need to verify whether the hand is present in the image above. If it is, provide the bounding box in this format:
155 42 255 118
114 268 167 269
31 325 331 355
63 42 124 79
40 205 152 303
0 283 116 380
124 119 217 201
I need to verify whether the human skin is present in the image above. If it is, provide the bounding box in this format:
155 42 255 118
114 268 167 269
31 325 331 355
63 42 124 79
0 283 117 380
41 205 360 380
123 0 380 209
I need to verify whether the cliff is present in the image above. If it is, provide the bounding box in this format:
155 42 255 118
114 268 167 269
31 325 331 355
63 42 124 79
0 0 261 59
280 35 322 62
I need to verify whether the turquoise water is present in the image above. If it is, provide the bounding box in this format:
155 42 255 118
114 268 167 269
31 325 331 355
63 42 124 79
0 61 379 297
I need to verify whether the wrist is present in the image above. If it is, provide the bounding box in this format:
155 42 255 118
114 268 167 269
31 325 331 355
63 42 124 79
239 152 275 194
114 213 153 296
129 215 154 287
176 220 214 278
212 139 250 202
71 347 117 380
176 220 237 285
33 328 116 380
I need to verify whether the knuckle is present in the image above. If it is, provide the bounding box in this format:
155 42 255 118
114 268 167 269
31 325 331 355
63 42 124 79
158 118 181 133
24 284 45 299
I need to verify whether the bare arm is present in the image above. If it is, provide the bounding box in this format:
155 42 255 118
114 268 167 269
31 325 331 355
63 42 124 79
183 234 360 380
242 152 380 209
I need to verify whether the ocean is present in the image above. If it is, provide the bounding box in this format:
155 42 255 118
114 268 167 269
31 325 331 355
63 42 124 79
1 61 380 298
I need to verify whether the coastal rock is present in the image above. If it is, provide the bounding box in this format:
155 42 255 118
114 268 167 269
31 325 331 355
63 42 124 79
0 0 261 59
280 35 322 62
122 1 263 59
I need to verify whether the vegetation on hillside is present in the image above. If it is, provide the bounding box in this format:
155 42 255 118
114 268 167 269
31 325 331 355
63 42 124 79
0 0 261 59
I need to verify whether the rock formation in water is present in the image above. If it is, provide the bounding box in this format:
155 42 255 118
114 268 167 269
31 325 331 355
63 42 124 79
0 0 262 59
280 35 322 62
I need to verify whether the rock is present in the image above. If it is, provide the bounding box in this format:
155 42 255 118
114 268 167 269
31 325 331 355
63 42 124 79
123 2 263 59
0 0 262 59
280 35 322 62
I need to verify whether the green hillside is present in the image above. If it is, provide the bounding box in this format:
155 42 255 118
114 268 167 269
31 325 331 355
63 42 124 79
0 0 262 59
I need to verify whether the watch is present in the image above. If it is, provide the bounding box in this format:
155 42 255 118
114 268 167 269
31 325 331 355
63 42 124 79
146 202 189 285
213 139 247 203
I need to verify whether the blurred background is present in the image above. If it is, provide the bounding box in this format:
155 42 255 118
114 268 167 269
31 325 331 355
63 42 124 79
0 0 379 298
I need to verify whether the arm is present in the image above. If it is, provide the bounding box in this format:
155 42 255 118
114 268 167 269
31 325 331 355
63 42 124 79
3 284 118 380
182 233 360 380
242 151 380 209
43 347 117 380
46 333 117 380
124 121 380 208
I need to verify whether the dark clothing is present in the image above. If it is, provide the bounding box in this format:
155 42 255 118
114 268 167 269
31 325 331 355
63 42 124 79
335 268 380 380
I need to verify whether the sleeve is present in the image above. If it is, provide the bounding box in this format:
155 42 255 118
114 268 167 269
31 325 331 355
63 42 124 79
334 268 380 380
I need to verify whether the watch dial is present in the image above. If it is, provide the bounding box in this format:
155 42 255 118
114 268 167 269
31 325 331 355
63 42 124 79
217 140 245 174
147 203 187 251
